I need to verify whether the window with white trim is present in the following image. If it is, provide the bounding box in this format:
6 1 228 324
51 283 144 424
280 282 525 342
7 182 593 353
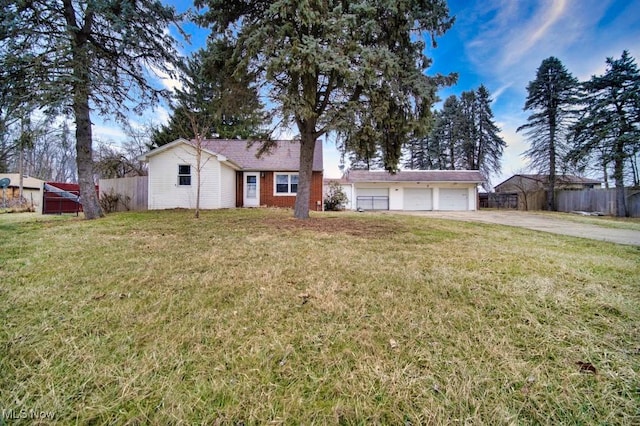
275 173 298 195
178 165 191 186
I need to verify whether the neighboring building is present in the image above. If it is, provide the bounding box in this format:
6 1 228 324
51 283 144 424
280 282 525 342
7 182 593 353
493 174 603 211
495 174 602 193
138 139 324 211
333 170 484 211
0 173 45 210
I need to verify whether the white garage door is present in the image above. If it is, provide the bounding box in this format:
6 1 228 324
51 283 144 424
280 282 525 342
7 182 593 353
403 188 433 210
356 187 389 210
439 188 469 210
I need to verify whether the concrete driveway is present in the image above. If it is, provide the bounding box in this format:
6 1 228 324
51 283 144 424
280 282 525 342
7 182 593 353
387 210 640 246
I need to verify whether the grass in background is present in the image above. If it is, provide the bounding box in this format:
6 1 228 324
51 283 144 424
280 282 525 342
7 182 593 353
1 209 639 424
526 210 640 231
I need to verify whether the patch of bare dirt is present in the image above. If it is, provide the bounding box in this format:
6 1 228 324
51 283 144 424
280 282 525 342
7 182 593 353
260 216 404 238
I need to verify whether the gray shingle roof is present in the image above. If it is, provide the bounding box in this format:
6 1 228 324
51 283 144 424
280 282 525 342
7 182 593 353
522 174 601 184
200 139 323 171
495 174 602 188
344 170 485 183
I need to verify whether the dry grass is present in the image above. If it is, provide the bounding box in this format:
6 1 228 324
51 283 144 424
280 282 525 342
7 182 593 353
1 208 639 424
526 210 640 231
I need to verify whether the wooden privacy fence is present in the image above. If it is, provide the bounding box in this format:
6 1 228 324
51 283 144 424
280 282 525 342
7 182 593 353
99 176 148 212
557 188 640 217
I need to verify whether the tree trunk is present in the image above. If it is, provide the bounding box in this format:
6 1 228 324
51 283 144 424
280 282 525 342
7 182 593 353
294 130 317 219
18 144 24 202
602 159 609 189
74 95 103 219
72 50 103 219
613 155 628 217
547 114 557 211
195 142 201 219
63 0 102 219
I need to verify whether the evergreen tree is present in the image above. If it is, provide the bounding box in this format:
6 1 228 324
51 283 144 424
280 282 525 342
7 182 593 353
339 127 381 171
0 0 183 219
457 90 478 169
437 95 463 170
152 38 267 147
404 85 504 184
517 57 580 211
569 50 640 217
196 0 456 219
404 135 435 170
474 85 506 180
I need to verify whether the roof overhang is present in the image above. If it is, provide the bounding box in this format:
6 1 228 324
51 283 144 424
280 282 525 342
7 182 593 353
137 138 242 170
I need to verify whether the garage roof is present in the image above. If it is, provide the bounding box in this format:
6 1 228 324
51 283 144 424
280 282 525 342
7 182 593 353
0 173 44 190
343 170 484 183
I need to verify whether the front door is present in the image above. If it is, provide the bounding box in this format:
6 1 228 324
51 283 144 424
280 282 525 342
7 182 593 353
243 172 260 207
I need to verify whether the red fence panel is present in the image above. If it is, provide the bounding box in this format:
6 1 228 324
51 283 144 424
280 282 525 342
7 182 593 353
43 182 99 215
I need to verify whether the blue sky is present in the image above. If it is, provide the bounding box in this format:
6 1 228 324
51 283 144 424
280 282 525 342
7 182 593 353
96 0 640 187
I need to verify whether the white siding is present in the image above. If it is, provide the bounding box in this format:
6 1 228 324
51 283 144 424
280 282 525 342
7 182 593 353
148 144 228 210
220 165 237 208
468 186 477 210
346 182 478 211
340 184 353 210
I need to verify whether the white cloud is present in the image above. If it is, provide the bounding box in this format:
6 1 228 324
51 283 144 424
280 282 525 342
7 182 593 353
507 0 567 65
148 61 183 93
490 83 511 103
446 0 640 187
92 123 127 142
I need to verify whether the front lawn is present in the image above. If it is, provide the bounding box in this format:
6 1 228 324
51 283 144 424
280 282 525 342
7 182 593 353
1 209 638 424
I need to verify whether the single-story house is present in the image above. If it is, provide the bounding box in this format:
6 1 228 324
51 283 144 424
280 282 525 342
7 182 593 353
495 174 602 193
137 138 324 210
0 173 45 210
329 169 484 211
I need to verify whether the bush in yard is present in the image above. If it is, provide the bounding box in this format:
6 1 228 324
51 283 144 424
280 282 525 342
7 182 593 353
324 181 348 211
99 189 130 213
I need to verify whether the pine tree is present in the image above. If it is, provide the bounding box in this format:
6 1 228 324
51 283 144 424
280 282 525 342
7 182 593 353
0 0 183 219
196 0 456 218
517 57 580 211
474 85 506 181
437 95 463 170
569 51 640 217
457 90 478 169
405 86 504 183
152 38 267 147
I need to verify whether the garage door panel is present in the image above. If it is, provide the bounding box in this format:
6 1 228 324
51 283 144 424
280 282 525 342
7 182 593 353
439 188 468 210
403 188 432 210
356 187 389 210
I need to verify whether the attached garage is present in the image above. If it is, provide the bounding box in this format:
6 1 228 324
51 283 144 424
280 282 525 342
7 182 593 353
403 188 433 210
439 188 468 210
356 187 389 210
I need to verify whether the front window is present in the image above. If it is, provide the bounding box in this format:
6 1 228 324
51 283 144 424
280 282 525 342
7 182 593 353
178 165 191 186
275 173 298 195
